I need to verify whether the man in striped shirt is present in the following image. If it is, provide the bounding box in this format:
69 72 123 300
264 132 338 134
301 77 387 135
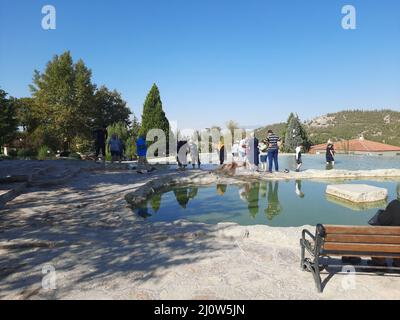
266 130 281 173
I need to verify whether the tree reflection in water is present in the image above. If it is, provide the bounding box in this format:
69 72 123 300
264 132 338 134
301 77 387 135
173 186 199 208
216 184 227 195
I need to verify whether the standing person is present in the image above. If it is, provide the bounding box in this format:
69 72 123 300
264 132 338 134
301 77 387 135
239 136 247 162
247 133 259 171
258 139 268 172
136 134 151 173
189 140 200 169
177 140 189 170
232 141 239 162
218 139 226 165
295 144 303 172
94 126 108 162
108 134 121 164
326 139 335 166
266 130 281 173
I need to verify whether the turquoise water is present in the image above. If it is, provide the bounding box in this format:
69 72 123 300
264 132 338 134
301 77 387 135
134 180 400 227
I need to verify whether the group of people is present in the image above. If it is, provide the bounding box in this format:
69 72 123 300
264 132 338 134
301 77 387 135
230 130 283 173
93 127 125 164
94 126 337 173
176 140 200 169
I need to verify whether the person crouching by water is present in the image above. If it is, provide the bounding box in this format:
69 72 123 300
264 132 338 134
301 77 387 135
295 144 303 172
326 139 335 167
366 200 400 268
108 134 122 164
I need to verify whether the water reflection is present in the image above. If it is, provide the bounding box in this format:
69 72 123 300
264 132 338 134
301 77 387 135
217 184 227 195
295 180 305 198
173 187 199 208
265 181 282 220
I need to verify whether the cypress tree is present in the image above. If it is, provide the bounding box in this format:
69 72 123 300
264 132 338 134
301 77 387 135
139 84 170 149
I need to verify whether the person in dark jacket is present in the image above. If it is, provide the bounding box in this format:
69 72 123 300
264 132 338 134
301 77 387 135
94 126 108 162
368 199 400 267
326 139 335 166
247 134 259 171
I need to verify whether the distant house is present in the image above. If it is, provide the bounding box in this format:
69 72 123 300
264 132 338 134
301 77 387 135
309 137 400 156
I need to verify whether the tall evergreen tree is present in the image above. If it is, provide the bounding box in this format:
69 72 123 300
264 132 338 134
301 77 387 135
139 84 170 145
284 114 311 152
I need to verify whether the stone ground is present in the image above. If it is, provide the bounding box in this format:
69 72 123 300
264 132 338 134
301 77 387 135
0 160 400 300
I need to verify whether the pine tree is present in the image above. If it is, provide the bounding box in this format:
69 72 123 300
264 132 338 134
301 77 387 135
284 114 311 152
139 84 170 148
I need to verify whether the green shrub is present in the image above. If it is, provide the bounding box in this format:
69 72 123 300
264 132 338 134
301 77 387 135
7 149 18 158
68 152 82 160
17 148 37 159
37 145 51 161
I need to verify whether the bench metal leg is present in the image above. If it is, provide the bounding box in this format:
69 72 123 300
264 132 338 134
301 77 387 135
300 240 306 270
312 258 323 293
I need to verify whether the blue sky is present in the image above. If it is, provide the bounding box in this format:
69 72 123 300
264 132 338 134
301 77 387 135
1 0 399 129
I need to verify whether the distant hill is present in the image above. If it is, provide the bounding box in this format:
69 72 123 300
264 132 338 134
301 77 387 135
256 109 400 147
255 122 287 140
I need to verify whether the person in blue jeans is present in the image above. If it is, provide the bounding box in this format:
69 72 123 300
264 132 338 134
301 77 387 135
266 130 281 173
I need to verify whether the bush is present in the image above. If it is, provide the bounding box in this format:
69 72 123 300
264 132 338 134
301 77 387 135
37 145 52 161
6 149 18 158
17 148 37 159
68 152 82 160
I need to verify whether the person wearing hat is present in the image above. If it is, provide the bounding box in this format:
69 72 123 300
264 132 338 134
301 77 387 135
326 139 335 166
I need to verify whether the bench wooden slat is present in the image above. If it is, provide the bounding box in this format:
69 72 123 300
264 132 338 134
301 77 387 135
325 234 400 245
324 225 400 236
321 252 400 258
323 242 400 254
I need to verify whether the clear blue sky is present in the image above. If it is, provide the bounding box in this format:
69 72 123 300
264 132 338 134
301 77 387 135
1 0 399 129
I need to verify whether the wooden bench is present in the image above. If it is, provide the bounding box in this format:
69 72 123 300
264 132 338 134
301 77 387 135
300 224 400 292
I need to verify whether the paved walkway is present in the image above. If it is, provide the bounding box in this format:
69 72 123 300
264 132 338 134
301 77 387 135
0 161 400 299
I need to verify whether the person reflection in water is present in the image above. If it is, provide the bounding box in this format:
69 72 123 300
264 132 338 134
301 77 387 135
238 183 260 218
136 201 152 219
173 187 198 208
295 180 305 198
265 181 282 220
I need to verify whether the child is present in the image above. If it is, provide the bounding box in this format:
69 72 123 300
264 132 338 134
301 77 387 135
258 139 268 172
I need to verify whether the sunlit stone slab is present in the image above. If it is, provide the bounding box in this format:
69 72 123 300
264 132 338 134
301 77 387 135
326 184 388 203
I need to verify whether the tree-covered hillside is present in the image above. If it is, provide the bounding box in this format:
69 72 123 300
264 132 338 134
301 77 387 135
256 109 400 147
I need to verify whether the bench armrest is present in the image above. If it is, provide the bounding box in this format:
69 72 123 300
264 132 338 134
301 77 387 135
301 229 316 255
